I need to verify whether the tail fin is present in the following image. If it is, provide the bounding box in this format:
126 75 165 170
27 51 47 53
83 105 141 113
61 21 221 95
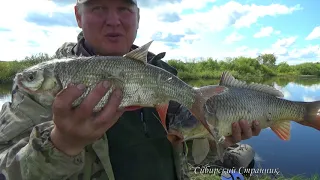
302 100 320 130
190 85 228 140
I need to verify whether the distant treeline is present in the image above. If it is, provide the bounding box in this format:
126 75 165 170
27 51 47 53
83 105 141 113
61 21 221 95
0 53 319 83
0 53 54 83
167 53 320 81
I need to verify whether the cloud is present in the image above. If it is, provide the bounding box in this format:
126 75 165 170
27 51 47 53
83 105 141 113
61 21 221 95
288 45 320 60
133 1 302 62
305 26 320 40
51 0 75 6
0 0 306 63
303 96 315 102
307 84 320 92
151 32 185 43
231 3 302 28
224 32 244 44
274 83 291 99
219 46 260 58
185 29 196 35
25 12 77 27
254 153 264 162
262 36 319 63
262 37 297 56
157 12 181 22
136 1 302 39
272 37 297 48
136 0 182 8
137 0 217 9
253 26 278 38
0 27 10 32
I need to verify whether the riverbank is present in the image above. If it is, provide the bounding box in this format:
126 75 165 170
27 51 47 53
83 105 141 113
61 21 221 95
0 53 320 83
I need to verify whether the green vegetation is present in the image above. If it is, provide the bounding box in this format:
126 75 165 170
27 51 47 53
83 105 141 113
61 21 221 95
0 53 55 83
167 53 320 81
1 53 320 84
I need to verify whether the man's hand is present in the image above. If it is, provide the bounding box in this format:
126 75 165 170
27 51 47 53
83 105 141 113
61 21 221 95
223 119 261 147
50 81 125 156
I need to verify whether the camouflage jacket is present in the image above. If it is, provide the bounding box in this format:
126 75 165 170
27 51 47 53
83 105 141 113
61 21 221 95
0 32 197 180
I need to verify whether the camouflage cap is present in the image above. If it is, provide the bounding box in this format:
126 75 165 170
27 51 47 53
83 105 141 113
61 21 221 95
77 0 137 5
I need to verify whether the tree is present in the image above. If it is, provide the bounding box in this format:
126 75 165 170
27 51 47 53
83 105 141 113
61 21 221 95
277 62 292 73
257 53 277 67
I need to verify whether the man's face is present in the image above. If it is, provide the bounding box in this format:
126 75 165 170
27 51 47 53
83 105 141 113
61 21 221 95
75 0 140 56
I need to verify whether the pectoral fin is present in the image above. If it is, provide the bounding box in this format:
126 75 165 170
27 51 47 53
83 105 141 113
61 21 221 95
156 103 169 130
271 121 291 140
192 139 210 164
167 129 184 144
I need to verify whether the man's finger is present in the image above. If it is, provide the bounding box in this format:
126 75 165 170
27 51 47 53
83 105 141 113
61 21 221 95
239 119 252 140
223 136 235 148
93 88 123 128
251 120 261 136
94 108 125 138
75 81 111 116
53 84 86 115
231 122 242 143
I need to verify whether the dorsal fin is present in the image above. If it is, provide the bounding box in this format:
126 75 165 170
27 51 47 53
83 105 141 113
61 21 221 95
124 40 153 64
219 71 284 97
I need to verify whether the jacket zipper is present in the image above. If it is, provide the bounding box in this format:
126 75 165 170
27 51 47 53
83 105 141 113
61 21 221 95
140 110 149 138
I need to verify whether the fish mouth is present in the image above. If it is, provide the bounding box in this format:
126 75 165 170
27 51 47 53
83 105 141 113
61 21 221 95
15 73 42 93
16 74 24 88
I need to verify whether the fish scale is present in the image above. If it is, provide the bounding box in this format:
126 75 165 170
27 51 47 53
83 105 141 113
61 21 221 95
15 41 228 149
207 87 306 137
50 55 197 112
167 71 320 165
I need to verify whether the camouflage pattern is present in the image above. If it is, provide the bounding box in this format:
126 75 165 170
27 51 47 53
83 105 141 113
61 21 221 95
0 31 255 180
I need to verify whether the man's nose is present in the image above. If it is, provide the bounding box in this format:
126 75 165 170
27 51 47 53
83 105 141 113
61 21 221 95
105 10 121 26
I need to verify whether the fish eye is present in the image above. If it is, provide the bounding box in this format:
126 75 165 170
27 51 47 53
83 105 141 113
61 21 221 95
26 73 35 82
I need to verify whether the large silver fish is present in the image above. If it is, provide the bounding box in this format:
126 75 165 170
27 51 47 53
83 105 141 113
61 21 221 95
14 41 226 140
168 71 320 164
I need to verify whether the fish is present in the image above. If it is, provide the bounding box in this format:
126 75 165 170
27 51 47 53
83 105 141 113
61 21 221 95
13 40 227 141
167 71 320 164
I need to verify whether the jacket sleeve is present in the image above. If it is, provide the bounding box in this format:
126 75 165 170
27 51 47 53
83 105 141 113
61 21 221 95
0 89 85 180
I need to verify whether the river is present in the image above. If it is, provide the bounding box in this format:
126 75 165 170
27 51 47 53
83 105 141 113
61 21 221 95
0 76 320 177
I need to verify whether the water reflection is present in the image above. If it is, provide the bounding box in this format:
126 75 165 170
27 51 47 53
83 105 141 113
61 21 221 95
0 83 11 108
0 76 320 177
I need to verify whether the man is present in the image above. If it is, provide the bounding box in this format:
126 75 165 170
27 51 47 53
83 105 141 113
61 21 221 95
0 0 262 179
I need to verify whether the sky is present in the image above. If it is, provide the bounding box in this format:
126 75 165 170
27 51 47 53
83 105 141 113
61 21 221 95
0 0 319 65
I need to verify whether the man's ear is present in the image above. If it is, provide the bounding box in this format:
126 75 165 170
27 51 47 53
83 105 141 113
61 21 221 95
74 5 82 28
